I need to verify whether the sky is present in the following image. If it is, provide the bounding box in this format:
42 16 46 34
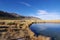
0 0 60 20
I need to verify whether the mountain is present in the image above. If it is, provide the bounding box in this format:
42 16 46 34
0 11 25 19
0 11 40 20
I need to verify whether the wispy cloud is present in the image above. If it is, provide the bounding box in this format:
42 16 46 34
20 2 31 7
37 10 48 15
30 10 60 20
36 10 60 20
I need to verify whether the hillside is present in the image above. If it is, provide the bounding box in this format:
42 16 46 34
0 11 40 20
0 11 25 20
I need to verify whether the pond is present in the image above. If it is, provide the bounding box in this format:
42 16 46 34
30 23 60 40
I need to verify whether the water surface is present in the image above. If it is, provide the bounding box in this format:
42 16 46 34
30 23 60 40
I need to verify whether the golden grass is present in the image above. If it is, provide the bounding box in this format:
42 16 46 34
0 19 60 40
44 20 60 23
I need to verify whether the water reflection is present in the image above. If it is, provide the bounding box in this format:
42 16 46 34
30 23 60 40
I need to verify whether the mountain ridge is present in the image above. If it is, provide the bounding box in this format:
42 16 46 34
0 11 40 20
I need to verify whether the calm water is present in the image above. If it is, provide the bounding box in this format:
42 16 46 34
30 23 60 40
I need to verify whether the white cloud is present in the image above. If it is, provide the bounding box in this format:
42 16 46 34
27 10 60 20
37 10 48 15
30 10 60 20
36 10 60 20
20 2 31 7
38 14 60 20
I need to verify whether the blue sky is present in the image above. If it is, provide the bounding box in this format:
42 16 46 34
0 0 60 20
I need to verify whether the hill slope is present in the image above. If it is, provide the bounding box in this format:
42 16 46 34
0 11 40 20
